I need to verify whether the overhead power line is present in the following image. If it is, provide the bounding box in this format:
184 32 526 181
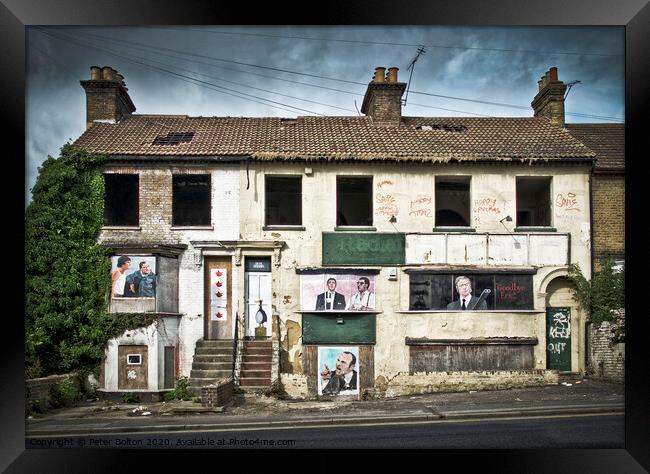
37 28 327 117
150 26 623 58
37 27 624 122
63 29 623 122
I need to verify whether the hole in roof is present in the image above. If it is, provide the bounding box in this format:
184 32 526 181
416 124 467 132
279 118 297 125
152 131 194 146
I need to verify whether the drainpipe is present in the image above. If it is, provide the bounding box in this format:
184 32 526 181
586 161 595 374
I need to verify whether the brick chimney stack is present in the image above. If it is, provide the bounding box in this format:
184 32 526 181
361 66 406 125
80 66 136 130
531 67 567 127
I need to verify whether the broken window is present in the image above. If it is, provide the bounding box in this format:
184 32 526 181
152 131 194 146
337 176 373 227
516 177 552 227
435 176 471 227
172 175 211 226
265 176 302 226
104 174 139 226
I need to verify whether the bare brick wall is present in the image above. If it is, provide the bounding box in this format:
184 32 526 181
587 322 624 383
26 373 81 408
201 379 233 407
592 174 625 264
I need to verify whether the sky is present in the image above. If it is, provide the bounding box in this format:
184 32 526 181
25 26 625 206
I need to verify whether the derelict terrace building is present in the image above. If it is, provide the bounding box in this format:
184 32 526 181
73 64 607 398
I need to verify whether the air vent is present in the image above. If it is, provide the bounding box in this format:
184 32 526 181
152 131 194 145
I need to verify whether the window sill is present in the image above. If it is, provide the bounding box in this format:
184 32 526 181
170 225 214 231
514 227 557 233
263 225 305 231
334 226 377 232
431 227 476 233
102 226 141 231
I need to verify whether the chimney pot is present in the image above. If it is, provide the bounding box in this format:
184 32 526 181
549 67 558 81
373 67 386 83
101 66 114 81
387 67 399 84
90 66 101 80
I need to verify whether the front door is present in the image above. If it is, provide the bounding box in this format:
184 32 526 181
245 257 272 338
546 307 571 371
204 256 233 340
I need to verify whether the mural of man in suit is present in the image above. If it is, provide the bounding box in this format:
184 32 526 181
447 275 488 310
315 277 346 311
321 351 358 395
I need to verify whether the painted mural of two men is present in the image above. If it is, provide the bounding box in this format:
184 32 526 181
111 256 156 299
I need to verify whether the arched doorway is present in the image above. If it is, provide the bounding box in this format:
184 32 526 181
544 276 584 373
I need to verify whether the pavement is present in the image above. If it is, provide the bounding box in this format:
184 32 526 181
25 378 624 437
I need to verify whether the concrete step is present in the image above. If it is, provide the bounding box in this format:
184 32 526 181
239 377 272 386
192 355 234 363
193 348 233 356
240 369 271 378
242 348 272 355
242 353 271 360
192 362 232 371
241 362 272 370
243 341 272 347
196 339 233 347
190 369 232 379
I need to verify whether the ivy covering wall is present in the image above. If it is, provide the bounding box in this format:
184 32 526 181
25 145 157 378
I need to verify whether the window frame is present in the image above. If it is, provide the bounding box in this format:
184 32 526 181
336 175 374 228
103 173 140 228
434 175 472 228
171 173 212 228
264 174 303 228
515 176 553 229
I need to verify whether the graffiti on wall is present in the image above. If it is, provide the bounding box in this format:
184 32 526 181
318 346 360 396
473 197 502 215
301 274 376 311
409 195 432 218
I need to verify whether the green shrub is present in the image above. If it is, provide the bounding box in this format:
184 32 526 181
121 392 140 404
567 259 625 325
163 376 191 401
26 399 45 417
49 378 79 408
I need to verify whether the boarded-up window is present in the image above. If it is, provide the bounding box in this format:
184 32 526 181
435 176 471 226
172 175 211 226
516 177 552 226
408 273 534 310
337 177 373 226
104 174 139 226
265 176 302 225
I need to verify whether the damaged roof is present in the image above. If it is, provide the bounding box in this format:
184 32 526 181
72 114 596 163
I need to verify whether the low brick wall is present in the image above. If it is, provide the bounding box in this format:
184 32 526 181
280 373 309 399
588 322 624 383
373 370 560 398
201 379 234 408
26 373 81 408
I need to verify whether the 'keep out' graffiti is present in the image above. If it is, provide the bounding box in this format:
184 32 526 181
548 312 571 354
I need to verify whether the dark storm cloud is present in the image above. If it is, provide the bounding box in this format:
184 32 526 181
26 26 624 205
